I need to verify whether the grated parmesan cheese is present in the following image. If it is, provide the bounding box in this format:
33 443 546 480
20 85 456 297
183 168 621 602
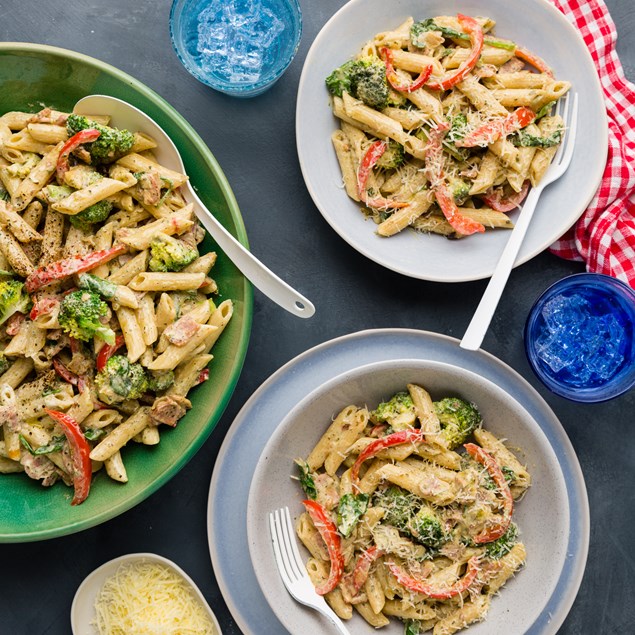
93 561 217 635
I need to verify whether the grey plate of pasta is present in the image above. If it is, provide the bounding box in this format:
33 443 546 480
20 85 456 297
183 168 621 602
296 0 607 281
247 358 571 635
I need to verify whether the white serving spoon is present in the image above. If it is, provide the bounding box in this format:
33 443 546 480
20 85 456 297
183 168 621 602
70 552 222 634
74 95 315 319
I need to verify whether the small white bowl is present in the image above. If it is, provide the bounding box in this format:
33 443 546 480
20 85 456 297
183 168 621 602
71 552 222 635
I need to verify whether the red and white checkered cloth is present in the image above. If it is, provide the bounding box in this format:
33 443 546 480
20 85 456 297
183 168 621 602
548 0 635 287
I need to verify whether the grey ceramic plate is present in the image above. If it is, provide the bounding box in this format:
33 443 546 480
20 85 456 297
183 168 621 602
248 358 569 634
296 0 607 282
206 329 589 634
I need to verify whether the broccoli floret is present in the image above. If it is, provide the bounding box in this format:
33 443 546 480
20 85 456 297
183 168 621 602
77 272 118 300
295 459 318 500
337 493 369 537
58 290 115 344
374 486 420 532
146 370 175 393
376 141 405 169
40 184 74 204
449 177 470 205
148 234 198 273
350 61 389 110
325 59 360 97
408 505 448 548
372 391 416 430
485 523 519 559
69 199 113 231
0 187 9 202
0 280 30 326
433 397 482 449
95 354 148 405
326 58 390 110
66 114 135 164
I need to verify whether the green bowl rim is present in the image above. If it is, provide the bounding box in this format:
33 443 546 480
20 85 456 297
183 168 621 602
0 42 254 542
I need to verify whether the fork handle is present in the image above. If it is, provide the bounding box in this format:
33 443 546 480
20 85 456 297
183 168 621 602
460 185 542 351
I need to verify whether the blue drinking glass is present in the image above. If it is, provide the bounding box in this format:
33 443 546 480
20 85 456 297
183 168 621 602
169 0 302 97
524 273 635 402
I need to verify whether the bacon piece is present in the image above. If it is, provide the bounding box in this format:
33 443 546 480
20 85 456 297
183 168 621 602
163 315 201 346
150 395 192 427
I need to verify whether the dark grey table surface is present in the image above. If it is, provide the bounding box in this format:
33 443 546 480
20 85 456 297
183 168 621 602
1 1 633 633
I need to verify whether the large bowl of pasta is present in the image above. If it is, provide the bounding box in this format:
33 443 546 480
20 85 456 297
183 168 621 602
0 43 252 541
247 358 584 635
296 0 607 281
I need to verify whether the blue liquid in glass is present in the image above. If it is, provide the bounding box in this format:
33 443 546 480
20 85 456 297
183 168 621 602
177 0 297 90
534 288 632 389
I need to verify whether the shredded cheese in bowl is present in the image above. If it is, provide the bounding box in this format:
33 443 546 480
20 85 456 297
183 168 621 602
93 561 217 634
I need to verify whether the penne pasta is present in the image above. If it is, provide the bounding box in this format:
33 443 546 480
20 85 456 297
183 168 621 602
0 101 232 505
323 12 569 239
292 381 531 633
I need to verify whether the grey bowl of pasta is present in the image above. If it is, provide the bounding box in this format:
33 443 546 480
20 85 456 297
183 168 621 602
248 358 575 635
0 43 252 541
296 0 607 281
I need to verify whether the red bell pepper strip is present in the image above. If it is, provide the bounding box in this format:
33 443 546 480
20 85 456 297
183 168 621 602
481 181 530 213
351 428 426 484
357 141 409 210
346 545 385 594
25 244 127 292
194 368 210 386
52 357 79 386
382 47 432 93
455 107 536 148
435 183 485 236
388 556 480 599
56 128 101 183
515 46 553 78
96 334 125 372
302 500 344 595
422 122 485 236
426 14 484 91
29 296 59 321
464 443 513 543
45 409 92 505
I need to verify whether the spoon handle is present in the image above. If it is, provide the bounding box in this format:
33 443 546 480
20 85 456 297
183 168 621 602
190 191 315 318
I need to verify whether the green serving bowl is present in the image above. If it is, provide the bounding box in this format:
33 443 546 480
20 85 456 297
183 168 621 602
0 43 253 542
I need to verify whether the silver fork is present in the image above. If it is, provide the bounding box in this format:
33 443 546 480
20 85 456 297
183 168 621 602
460 92 579 351
269 507 351 635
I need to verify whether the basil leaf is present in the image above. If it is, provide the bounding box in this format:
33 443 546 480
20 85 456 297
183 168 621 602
83 428 105 442
20 434 65 455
